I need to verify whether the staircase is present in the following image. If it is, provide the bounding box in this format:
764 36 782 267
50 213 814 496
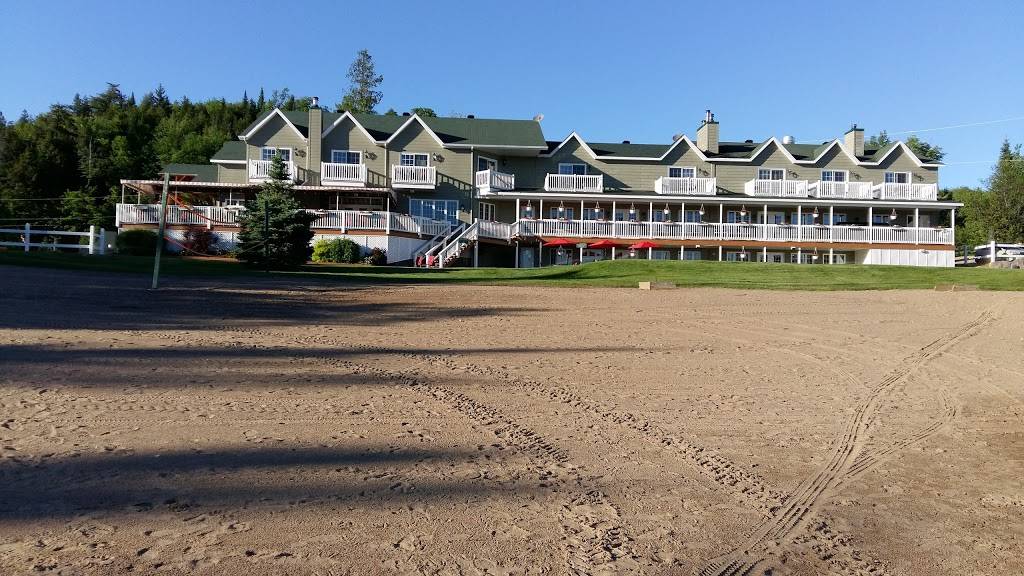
435 221 480 268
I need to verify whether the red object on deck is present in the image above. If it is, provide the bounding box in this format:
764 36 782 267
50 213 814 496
628 241 659 249
588 239 619 248
542 238 577 247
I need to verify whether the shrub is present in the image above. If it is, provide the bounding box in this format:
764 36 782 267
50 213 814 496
116 229 158 256
363 247 387 266
338 238 361 263
312 238 342 263
183 226 216 255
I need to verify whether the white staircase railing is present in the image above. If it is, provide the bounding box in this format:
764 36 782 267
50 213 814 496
436 221 480 268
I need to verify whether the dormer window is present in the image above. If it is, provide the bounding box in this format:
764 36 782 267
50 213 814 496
669 167 696 178
261 147 291 162
331 150 361 164
821 170 847 182
400 153 429 167
757 168 785 180
558 163 587 175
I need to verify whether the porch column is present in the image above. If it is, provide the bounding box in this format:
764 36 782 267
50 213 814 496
612 201 617 238
763 246 767 262
797 205 802 241
385 196 391 234
515 240 519 268
473 238 479 268
914 207 920 244
581 200 585 221
718 245 723 261
797 247 802 263
648 246 653 260
540 199 544 220
829 205 834 243
579 244 584 264
516 198 520 221
868 206 873 244
829 247 834 264
763 203 768 240
611 246 616 260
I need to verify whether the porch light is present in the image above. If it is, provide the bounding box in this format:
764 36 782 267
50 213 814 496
740 205 747 218
629 203 636 216
889 208 898 221
629 248 636 258
698 203 705 216
812 206 819 220
812 248 820 261
558 201 565 214
663 204 670 216
525 201 533 214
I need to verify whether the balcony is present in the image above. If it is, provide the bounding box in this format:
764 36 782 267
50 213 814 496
544 173 603 193
391 165 437 189
475 169 515 195
872 182 938 201
654 176 716 195
809 181 873 200
248 159 295 182
321 162 367 186
744 179 809 198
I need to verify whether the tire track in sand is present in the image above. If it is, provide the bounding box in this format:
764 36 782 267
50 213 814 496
696 310 994 576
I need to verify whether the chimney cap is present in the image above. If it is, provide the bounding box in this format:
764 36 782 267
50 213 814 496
703 109 717 124
311 96 319 109
622 139 630 144
845 123 863 133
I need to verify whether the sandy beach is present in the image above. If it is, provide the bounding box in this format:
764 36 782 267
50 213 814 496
1 266 1022 575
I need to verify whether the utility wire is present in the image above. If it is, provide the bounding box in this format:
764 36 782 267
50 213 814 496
890 115 1024 135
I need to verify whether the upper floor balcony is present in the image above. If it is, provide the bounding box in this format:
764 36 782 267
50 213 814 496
872 182 938 201
321 162 367 187
248 159 295 182
544 173 603 193
475 169 515 195
654 176 716 196
744 179 809 198
809 181 873 200
391 165 436 189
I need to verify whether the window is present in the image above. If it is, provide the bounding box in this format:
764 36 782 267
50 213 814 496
410 198 459 224
668 166 696 178
821 170 847 182
683 209 703 223
558 163 587 175
582 207 605 220
726 210 751 224
652 209 672 222
760 211 785 225
477 156 497 171
651 250 673 260
885 171 910 184
757 168 785 180
549 206 575 219
682 249 702 260
261 147 291 161
400 153 429 167
331 150 361 164
791 212 817 225
479 202 495 221
225 191 246 206
825 212 848 225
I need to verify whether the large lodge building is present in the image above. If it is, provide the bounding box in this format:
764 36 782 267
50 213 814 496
118 101 957 267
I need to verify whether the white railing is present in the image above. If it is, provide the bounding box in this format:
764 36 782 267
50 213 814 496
654 177 717 195
321 162 367 185
437 222 480 268
391 165 436 188
810 181 873 199
475 170 515 193
506 218 953 245
873 182 938 201
477 220 514 240
248 159 295 181
115 204 450 237
744 179 809 197
543 173 603 193
0 224 106 254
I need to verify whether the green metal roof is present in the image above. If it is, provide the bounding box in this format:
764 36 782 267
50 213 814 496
588 142 672 158
159 163 219 182
211 140 246 161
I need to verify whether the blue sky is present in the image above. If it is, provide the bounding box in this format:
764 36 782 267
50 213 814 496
1 0 1022 188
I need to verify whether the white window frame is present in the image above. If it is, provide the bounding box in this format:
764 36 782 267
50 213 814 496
757 167 785 180
331 149 362 164
225 190 246 206
821 169 847 182
549 206 575 220
668 166 696 178
400 152 430 167
479 202 496 221
410 198 459 224
558 163 587 175
261 146 292 162
885 171 911 184
477 156 497 172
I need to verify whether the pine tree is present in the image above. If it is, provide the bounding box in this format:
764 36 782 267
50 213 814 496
337 49 383 113
235 155 315 269
256 88 266 112
865 130 891 150
982 140 1024 242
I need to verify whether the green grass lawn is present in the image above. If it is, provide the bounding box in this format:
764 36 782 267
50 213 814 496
1 251 1022 291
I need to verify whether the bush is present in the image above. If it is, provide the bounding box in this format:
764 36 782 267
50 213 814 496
116 229 158 256
363 247 387 266
183 226 216 255
311 238 363 263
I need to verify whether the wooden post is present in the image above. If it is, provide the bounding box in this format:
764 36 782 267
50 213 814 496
88 225 96 255
23 223 30 252
99 229 107 255
868 206 873 244
914 207 919 244
151 172 170 289
386 196 391 234
797 205 802 241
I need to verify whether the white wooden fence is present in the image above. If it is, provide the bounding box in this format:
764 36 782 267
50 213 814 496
0 224 107 254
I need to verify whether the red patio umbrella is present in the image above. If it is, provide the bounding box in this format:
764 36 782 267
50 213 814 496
588 239 619 248
543 238 577 247
628 241 659 249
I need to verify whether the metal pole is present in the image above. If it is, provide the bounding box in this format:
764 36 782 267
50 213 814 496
151 173 170 289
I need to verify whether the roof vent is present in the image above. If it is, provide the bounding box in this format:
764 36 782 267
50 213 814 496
467 114 475 119
672 133 683 141
622 140 630 144
782 135 795 144
744 139 754 144
532 113 544 122
402 112 411 117
311 96 319 109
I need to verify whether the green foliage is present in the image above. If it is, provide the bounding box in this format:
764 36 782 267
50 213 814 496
905 135 944 161
311 237 363 263
982 141 1024 242
338 49 383 113
363 247 387 265
383 108 398 116
115 228 158 255
410 107 436 118
60 189 111 231
865 130 891 150
235 156 315 269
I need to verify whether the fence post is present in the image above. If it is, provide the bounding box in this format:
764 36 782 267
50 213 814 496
99 229 107 255
990 239 997 265
88 225 96 255
23 223 30 252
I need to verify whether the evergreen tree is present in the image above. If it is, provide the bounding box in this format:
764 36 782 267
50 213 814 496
337 49 383 113
865 130 891 150
981 140 1024 242
383 108 398 116
905 135 944 161
256 87 265 111
235 155 315 269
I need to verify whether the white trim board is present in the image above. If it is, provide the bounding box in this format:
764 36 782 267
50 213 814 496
239 108 308 141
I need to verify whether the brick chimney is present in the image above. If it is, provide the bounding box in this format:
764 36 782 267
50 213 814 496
844 123 864 157
307 96 323 185
696 110 719 154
